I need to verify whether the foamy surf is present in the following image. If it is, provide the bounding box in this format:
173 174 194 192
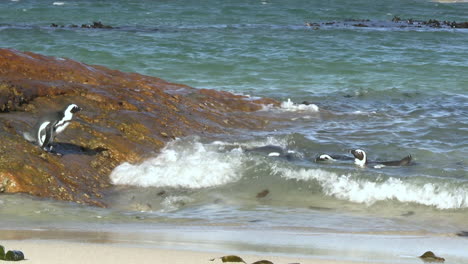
110 139 245 188
276 167 468 210
260 98 319 113
110 137 467 210
280 98 319 112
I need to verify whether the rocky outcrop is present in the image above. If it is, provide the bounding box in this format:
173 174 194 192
305 17 468 29
0 49 279 206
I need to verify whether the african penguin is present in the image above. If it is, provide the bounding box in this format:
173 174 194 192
245 145 297 160
315 153 354 162
351 149 412 168
23 104 82 152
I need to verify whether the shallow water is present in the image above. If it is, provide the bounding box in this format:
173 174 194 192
1 0 467 261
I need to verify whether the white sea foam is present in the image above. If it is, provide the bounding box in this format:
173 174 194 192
280 98 319 112
276 167 468 209
110 139 244 188
260 98 319 113
53 2 65 5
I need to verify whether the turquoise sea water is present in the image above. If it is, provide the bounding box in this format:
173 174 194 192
1 0 468 262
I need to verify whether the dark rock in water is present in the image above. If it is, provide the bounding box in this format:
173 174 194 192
456 231 468 237
256 189 270 198
91 21 113 29
0 245 5 260
214 198 224 204
451 21 468 28
251 260 274 264
392 16 402 22
308 206 332 211
51 22 114 29
419 251 445 262
401 211 415 217
423 19 441 28
353 23 368 27
0 49 279 206
5 250 25 261
306 17 468 30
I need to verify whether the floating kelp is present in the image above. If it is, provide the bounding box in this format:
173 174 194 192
210 255 246 263
256 189 270 198
5 250 25 261
0 245 5 260
0 246 25 261
419 251 445 262
251 260 274 264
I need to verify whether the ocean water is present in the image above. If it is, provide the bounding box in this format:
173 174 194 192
1 0 468 262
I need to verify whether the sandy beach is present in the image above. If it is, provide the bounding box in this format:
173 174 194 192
2 227 467 264
2 240 376 264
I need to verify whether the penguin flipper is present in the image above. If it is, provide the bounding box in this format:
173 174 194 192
41 121 56 149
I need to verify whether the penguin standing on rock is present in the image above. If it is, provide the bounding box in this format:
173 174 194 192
23 104 82 154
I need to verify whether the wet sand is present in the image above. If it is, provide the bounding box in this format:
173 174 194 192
1 227 467 264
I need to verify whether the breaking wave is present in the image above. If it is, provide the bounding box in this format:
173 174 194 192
110 138 468 210
276 167 468 210
110 139 245 188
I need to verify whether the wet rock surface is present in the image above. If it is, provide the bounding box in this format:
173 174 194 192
0 48 279 206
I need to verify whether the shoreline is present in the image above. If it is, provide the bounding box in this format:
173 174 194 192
1 227 467 264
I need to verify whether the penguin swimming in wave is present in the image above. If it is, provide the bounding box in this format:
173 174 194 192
351 149 412 168
245 145 297 160
315 153 354 162
23 104 82 153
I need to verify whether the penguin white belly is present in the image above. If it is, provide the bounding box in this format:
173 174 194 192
37 121 51 146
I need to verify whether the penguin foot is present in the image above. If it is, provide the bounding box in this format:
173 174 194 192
50 150 63 157
43 146 62 156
